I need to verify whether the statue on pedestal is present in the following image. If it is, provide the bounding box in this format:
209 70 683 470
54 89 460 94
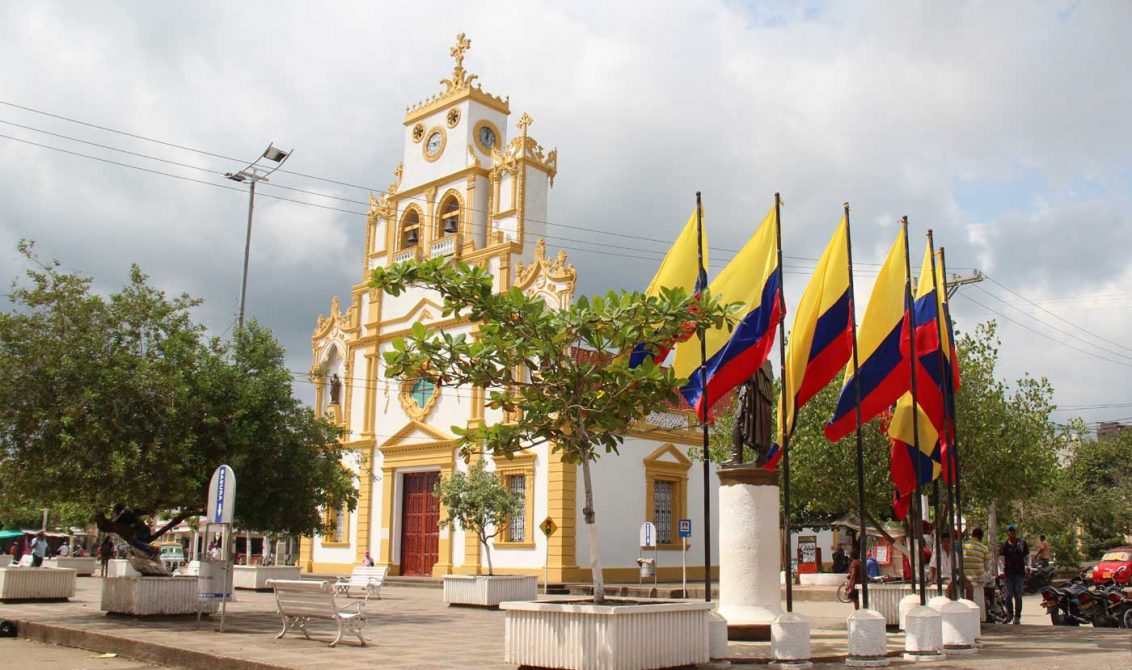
729 360 775 467
329 373 342 405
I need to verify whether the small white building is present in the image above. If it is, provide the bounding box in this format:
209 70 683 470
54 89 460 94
302 35 720 582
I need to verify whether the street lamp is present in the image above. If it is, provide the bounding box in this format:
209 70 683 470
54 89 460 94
226 143 292 330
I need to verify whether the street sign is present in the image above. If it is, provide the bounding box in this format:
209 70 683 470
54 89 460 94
639 521 656 548
678 518 692 539
540 516 558 538
206 465 236 524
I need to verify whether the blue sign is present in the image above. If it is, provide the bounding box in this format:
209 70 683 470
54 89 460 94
678 518 692 538
206 464 236 524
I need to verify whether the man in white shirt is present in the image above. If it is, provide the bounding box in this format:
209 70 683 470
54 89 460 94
930 532 954 595
57 542 71 557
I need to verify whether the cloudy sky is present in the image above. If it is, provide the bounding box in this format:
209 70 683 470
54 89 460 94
2 1 1130 433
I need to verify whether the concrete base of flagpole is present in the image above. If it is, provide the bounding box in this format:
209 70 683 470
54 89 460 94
957 598 982 645
940 600 978 655
845 609 889 667
902 606 944 662
770 611 813 669
898 594 920 630
716 465 781 641
696 611 731 668
927 595 951 611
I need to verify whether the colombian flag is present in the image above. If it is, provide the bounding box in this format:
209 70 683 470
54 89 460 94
675 206 781 422
887 398 942 519
906 240 947 447
778 216 853 456
628 209 708 368
824 227 910 442
935 250 962 482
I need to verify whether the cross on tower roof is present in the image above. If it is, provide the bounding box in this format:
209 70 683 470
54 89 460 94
450 33 472 71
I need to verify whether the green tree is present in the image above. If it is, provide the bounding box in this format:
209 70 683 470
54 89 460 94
0 243 357 539
435 459 523 576
370 258 733 602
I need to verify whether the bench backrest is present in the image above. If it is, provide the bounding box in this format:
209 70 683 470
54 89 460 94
268 579 339 618
349 566 387 582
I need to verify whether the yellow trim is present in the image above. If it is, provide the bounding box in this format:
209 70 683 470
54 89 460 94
473 119 502 155
399 375 441 422
355 446 376 564
447 564 719 583
304 561 356 576
377 436 457 577
404 85 510 125
545 447 577 581
643 444 691 551
398 204 424 251
493 452 536 549
321 504 351 548
434 188 464 239
423 126 447 162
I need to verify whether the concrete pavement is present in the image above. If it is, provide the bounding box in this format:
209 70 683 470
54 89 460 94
0 576 1128 669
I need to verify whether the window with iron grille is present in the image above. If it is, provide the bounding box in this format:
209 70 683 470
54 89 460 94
653 480 674 545
334 507 347 544
508 475 526 542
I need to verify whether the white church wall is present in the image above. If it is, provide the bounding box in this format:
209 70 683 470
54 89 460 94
485 442 550 571
520 164 549 260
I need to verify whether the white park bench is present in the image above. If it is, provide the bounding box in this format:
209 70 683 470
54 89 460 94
267 579 367 647
333 566 386 602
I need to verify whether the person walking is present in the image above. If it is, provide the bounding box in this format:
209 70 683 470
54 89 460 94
963 527 994 621
30 530 48 567
1034 534 1052 568
845 549 863 610
98 536 114 577
999 524 1031 624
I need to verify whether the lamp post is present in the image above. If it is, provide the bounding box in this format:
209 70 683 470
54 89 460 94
226 143 292 330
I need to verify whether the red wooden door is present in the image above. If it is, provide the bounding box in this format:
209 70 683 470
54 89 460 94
400 472 440 576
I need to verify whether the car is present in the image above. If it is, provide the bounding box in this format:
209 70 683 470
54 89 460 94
1091 547 1132 585
158 542 186 571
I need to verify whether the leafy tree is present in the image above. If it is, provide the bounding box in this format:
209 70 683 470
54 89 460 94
435 459 523 576
0 242 357 540
370 258 733 602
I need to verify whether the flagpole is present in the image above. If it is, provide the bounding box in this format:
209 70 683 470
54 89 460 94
695 192 712 604
936 244 965 599
770 193 795 612
901 215 928 606
843 202 870 610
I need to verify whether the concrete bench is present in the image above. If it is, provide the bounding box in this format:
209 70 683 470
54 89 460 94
0 567 76 601
333 566 386 602
267 579 367 647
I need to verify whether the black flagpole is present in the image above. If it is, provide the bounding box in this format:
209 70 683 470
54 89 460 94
936 245 965 599
772 193 793 612
843 202 869 610
901 216 928 606
696 192 712 604
926 230 957 597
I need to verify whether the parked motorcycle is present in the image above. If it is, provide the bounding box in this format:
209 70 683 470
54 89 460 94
1106 587 1132 629
1025 562 1055 593
1041 582 1088 626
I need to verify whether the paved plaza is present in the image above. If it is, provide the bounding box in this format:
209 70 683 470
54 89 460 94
0 577 1128 669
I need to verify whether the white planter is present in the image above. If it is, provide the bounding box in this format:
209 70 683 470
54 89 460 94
443 575 538 607
799 573 843 586
44 557 98 576
501 599 712 670
100 576 219 616
233 565 301 590
0 556 11 568
0 567 77 600
107 559 141 578
865 583 916 626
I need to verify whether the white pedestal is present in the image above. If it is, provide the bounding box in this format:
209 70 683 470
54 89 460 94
940 600 978 655
44 557 97 576
927 595 950 612
958 598 982 643
107 559 140 578
898 594 920 631
902 605 943 662
717 466 781 640
708 611 730 662
771 611 813 669
846 609 889 667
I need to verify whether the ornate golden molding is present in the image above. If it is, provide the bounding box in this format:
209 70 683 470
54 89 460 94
514 239 577 305
404 33 510 125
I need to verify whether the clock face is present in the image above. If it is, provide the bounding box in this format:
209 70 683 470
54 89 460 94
427 132 443 154
478 126 496 150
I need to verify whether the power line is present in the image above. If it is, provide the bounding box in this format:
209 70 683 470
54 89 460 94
953 292 1132 369
0 99 977 272
984 275 1132 356
971 283 1132 364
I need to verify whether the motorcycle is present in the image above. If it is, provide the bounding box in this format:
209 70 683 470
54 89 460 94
1024 562 1055 593
1041 581 1089 626
1105 587 1132 629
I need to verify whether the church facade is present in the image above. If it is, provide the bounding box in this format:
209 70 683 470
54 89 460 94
302 35 720 582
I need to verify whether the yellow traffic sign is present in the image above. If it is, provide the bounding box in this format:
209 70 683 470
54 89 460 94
540 516 557 538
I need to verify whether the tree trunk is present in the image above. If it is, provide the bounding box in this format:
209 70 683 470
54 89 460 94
988 502 998 572
580 457 606 603
482 531 494 576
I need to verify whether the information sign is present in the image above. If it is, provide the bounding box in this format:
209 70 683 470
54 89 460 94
206 465 236 524
678 518 692 539
540 516 557 538
639 521 656 548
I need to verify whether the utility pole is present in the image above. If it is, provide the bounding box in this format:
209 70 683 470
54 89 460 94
944 269 983 298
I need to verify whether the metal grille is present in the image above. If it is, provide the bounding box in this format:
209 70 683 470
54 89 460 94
508 475 526 542
334 508 347 543
654 480 673 544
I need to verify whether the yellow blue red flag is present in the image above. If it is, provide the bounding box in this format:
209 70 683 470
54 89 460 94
675 206 781 422
778 216 853 457
628 209 708 368
824 227 910 441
